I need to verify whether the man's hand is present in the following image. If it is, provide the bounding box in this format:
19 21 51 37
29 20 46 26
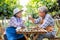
28 15 33 20
45 26 54 32
28 16 35 23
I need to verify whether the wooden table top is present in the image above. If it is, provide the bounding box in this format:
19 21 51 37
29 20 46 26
17 28 47 34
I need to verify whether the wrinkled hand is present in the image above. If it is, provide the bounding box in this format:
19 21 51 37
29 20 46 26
21 27 25 29
45 27 54 32
28 16 33 20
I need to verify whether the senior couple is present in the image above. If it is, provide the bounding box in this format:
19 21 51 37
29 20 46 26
6 6 56 40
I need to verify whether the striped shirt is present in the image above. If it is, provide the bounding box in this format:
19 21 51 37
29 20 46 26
34 14 54 28
9 17 25 28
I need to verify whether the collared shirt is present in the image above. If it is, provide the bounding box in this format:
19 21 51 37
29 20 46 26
34 14 54 29
9 17 25 28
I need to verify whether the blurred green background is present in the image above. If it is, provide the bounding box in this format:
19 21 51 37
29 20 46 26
0 0 60 19
0 0 60 37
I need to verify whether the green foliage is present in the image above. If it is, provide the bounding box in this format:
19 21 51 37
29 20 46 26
26 0 59 18
0 0 23 19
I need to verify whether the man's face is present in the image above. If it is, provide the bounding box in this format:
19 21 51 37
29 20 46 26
16 11 22 18
38 11 46 17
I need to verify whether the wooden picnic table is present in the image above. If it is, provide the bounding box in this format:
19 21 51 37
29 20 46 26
17 28 47 40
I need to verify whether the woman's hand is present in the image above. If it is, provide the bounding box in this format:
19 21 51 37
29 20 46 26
22 20 25 23
21 27 25 29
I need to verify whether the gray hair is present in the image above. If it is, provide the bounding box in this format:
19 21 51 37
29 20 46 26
38 6 48 13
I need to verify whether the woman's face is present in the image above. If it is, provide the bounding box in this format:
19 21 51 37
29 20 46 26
16 11 22 18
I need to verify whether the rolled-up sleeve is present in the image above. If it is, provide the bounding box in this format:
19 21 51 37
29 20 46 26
34 17 41 24
40 19 50 28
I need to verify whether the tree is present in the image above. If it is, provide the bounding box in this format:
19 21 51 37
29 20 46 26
0 0 23 19
26 0 59 18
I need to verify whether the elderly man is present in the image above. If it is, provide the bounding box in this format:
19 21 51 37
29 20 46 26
29 6 56 40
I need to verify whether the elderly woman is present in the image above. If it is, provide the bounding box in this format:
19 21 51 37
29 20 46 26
29 6 56 40
6 8 26 40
